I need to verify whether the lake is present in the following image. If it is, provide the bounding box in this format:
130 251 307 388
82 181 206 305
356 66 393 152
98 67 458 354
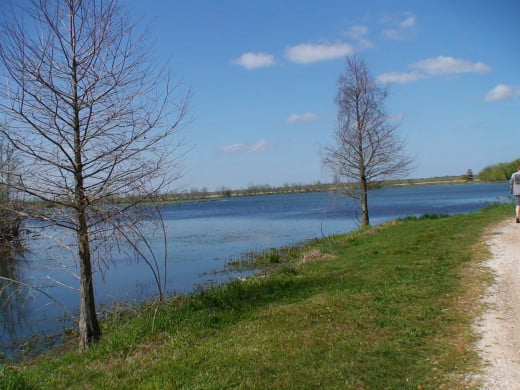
0 182 510 355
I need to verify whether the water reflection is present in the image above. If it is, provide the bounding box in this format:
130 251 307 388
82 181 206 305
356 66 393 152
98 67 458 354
0 244 30 344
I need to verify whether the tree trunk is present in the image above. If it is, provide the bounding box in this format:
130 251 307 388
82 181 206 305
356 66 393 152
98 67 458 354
77 211 101 349
68 3 100 348
360 176 369 226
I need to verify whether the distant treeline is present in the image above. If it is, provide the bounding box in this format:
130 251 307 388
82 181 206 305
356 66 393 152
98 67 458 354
8 168 515 213
158 176 474 203
164 182 336 201
478 158 520 182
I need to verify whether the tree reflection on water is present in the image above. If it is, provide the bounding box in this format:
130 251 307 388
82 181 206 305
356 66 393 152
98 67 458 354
0 243 31 350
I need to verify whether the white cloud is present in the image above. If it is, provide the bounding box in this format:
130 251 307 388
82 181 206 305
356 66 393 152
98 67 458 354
484 84 520 102
285 42 354 64
377 71 425 84
410 56 492 75
249 140 271 152
232 52 275 69
220 140 273 154
220 143 246 153
400 15 416 28
379 56 492 84
382 13 417 40
287 112 319 123
346 25 369 39
344 25 373 49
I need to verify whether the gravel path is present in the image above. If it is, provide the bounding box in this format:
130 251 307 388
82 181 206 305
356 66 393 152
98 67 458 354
476 219 520 389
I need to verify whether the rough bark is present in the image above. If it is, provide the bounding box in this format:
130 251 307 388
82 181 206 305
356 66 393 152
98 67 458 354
78 218 101 347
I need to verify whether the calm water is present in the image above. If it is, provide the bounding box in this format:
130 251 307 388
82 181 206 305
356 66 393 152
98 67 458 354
0 182 510 354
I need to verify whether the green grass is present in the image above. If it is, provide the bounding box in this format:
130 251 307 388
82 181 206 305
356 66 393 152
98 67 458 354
3 203 512 389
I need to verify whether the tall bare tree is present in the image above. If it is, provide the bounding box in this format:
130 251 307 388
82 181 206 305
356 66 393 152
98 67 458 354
0 0 189 348
323 56 413 226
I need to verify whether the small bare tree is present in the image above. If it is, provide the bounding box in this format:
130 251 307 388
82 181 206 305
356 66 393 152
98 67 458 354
0 132 20 241
323 56 413 226
0 0 189 348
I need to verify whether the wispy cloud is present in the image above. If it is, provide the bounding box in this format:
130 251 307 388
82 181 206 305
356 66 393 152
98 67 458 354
220 140 273 154
377 71 425 84
344 25 373 49
220 143 247 153
346 25 369 39
382 13 417 41
410 56 491 75
285 42 354 64
232 52 275 69
400 15 416 28
249 140 271 152
287 112 319 124
378 56 492 84
484 84 520 102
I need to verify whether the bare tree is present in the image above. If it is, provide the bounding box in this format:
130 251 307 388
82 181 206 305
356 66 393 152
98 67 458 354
323 56 413 226
0 131 21 241
0 0 189 348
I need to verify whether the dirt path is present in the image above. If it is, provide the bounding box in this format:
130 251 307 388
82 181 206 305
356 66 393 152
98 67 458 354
476 219 520 389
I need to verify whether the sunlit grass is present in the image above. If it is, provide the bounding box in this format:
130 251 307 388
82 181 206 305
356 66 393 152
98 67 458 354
4 203 511 389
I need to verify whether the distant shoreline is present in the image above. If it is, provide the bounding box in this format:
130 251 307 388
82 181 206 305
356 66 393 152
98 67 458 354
164 176 485 203
390 178 474 186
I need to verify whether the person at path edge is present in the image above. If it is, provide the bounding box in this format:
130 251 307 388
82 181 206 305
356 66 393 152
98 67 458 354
510 165 520 223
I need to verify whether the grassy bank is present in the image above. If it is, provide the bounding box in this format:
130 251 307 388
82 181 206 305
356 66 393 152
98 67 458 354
2 203 511 389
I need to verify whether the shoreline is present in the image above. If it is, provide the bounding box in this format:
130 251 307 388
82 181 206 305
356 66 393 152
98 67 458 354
167 177 482 203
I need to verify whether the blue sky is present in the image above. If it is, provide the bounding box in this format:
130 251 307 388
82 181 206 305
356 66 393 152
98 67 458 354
125 0 519 191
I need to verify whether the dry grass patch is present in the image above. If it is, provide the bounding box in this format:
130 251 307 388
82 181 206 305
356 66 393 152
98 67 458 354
301 248 336 263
